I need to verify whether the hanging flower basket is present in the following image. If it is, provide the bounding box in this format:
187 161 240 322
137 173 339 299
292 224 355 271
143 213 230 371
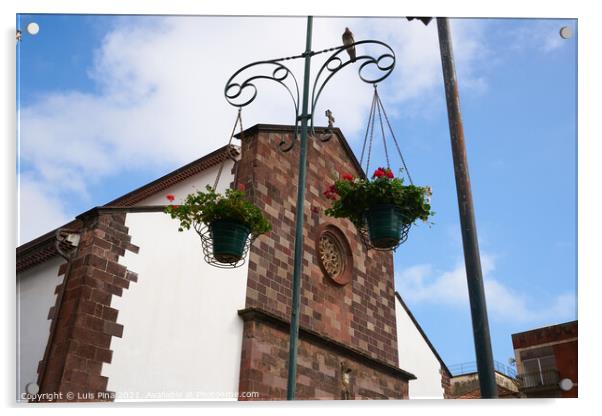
364 204 407 249
324 168 433 251
210 220 251 263
165 185 271 268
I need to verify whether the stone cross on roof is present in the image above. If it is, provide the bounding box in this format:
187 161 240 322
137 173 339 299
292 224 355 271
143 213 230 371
325 109 335 128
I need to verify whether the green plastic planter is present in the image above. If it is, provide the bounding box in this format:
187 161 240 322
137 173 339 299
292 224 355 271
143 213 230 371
210 220 251 263
365 204 405 249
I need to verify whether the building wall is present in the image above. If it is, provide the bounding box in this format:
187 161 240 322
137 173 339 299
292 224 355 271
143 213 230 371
554 340 578 398
17 135 435 400
512 321 578 351
448 372 519 398
235 127 411 398
394 297 445 398
31 211 140 400
103 163 248 400
18 158 244 401
238 128 400 365
16 256 64 399
512 320 578 398
238 317 408 400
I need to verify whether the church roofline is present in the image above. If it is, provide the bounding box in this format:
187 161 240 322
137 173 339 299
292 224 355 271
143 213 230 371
17 144 237 272
395 291 451 376
16 219 81 273
105 144 239 207
234 123 367 179
18 124 368 272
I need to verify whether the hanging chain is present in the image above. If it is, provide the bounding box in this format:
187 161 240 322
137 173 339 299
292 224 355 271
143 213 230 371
374 88 390 170
359 85 415 185
359 90 378 173
375 92 414 185
365 93 378 176
214 108 243 190
233 109 244 185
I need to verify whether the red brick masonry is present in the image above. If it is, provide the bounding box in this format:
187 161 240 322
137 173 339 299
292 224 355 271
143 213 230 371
238 308 413 400
235 125 412 399
35 210 139 401
511 320 577 350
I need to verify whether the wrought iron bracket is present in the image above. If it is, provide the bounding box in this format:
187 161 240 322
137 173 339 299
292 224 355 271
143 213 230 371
224 40 396 152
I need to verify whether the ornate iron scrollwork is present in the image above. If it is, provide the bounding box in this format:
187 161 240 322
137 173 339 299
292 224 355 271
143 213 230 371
224 59 301 152
224 40 396 152
310 40 395 139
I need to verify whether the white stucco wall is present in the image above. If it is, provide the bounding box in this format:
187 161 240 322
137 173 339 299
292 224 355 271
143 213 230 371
395 296 445 399
104 163 249 401
16 256 64 400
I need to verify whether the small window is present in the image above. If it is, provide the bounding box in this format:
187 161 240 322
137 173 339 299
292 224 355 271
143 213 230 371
522 355 558 387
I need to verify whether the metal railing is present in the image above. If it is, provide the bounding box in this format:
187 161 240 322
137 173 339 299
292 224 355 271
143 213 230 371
448 360 517 378
517 369 560 389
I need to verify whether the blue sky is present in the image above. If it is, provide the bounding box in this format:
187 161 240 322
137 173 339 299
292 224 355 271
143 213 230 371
17 15 577 373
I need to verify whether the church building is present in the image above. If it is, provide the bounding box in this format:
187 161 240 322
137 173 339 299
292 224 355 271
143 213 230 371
17 124 450 401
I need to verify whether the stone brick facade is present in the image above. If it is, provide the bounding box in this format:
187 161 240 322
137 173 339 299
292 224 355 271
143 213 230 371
35 210 139 402
235 125 412 399
238 308 411 400
440 366 452 398
23 125 420 401
447 371 520 399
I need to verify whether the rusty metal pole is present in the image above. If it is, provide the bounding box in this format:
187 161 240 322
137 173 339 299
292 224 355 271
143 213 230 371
436 17 498 398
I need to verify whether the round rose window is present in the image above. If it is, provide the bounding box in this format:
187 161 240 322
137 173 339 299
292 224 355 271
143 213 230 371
316 225 353 285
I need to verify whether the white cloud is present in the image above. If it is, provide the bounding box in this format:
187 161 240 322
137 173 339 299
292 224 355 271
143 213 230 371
17 176 71 245
449 19 490 95
507 19 573 54
18 16 490 242
396 253 576 325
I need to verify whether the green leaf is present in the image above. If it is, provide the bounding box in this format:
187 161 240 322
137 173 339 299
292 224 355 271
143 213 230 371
165 186 271 236
324 176 434 226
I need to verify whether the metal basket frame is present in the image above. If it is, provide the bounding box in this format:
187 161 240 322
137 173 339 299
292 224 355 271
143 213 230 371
355 216 412 252
193 221 256 269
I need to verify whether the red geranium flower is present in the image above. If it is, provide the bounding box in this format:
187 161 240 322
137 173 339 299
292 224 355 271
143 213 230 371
373 168 385 178
166 194 175 202
385 168 394 179
238 183 246 191
341 172 354 181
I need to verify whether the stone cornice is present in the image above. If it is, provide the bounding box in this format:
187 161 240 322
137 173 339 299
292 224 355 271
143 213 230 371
238 307 417 381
